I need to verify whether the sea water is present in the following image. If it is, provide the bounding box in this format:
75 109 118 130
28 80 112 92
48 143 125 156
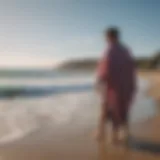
0 70 156 144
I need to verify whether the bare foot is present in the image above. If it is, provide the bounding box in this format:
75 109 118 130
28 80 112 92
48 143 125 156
118 127 128 142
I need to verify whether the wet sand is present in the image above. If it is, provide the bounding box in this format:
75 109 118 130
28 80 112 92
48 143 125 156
0 117 159 160
0 71 160 160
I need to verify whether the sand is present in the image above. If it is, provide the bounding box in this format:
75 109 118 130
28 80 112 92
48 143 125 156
0 71 160 160
133 70 160 142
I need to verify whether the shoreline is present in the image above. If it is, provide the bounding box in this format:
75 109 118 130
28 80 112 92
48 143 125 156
0 72 159 159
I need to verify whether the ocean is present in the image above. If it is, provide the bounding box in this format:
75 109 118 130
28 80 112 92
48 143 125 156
0 70 156 144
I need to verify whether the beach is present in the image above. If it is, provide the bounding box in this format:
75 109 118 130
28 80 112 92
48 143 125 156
132 71 160 142
0 0 160 159
0 71 159 160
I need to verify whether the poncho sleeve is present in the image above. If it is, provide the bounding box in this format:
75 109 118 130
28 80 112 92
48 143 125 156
96 52 108 83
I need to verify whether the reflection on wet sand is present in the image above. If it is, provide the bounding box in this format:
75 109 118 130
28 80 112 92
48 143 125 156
0 120 160 160
98 138 129 160
97 139 160 160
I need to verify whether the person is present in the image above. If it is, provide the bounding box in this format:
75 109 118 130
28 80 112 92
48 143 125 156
95 27 136 144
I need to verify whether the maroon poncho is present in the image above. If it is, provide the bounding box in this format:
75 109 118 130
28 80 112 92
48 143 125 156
97 43 136 127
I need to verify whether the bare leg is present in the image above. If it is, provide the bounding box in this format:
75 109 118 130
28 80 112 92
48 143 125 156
112 126 119 144
95 102 107 141
118 110 130 143
118 124 129 143
94 82 108 141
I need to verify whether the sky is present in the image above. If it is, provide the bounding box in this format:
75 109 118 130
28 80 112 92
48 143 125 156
0 0 160 68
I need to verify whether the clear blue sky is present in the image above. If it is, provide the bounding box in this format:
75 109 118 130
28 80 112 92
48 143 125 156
0 0 160 67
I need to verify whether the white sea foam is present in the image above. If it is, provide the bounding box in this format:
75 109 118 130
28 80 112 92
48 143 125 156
0 76 156 144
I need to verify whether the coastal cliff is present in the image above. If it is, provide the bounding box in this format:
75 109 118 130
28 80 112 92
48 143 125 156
57 58 98 71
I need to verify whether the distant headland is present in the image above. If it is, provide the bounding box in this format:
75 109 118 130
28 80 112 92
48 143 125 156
57 51 160 71
56 58 98 72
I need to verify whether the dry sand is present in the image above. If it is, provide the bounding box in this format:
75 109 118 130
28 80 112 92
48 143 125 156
133 70 160 142
0 71 160 160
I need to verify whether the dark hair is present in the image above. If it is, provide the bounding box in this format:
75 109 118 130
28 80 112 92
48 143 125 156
105 27 120 39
